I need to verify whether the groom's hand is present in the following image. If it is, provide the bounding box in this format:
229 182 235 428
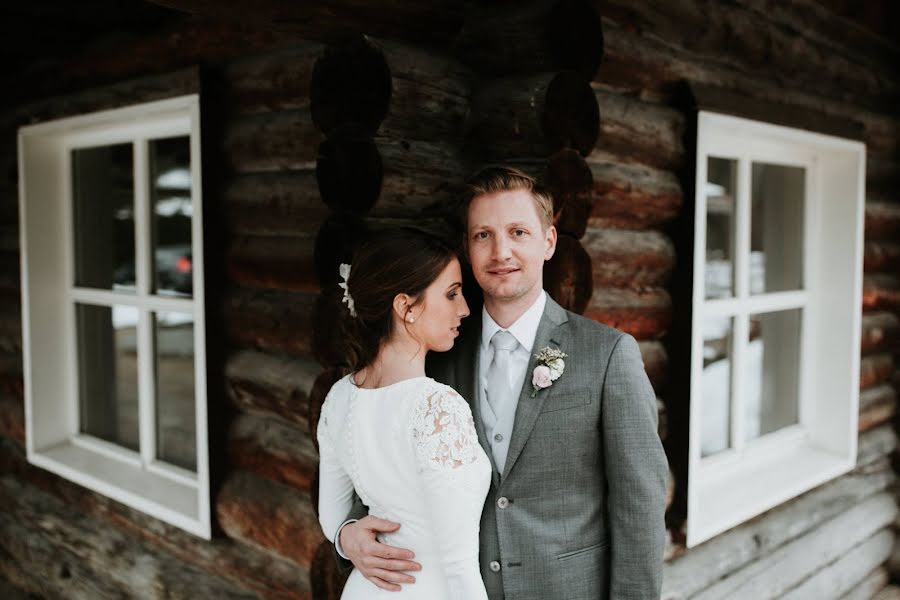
340 515 421 591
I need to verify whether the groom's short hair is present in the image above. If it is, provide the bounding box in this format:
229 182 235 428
461 166 555 232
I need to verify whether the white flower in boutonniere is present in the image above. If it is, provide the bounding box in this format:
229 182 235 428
531 346 567 397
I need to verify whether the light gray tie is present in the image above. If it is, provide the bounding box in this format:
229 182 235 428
486 330 519 418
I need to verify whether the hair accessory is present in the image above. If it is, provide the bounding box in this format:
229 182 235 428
338 263 357 317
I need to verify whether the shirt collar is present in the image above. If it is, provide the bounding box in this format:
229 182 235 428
481 291 547 354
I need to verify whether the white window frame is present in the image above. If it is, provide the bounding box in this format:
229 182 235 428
687 111 865 547
18 95 210 538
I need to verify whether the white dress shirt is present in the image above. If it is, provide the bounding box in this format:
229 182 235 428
479 291 546 472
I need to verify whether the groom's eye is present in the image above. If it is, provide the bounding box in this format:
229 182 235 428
474 231 489 240
513 229 527 237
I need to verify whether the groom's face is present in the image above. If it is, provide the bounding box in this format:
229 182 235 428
466 189 557 304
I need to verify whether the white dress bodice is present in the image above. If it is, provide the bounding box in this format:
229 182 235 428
317 375 491 599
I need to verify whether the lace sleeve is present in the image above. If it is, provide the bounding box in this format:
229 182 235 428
412 387 480 471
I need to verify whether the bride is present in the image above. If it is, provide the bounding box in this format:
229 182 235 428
317 228 491 599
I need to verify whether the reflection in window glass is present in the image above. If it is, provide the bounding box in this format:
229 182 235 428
154 311 196 471
76 304 140 450
745 309 802 441
701 316 733 457
72 144 135 292
150 136 193 297
705 157 737 299
750 163 805 294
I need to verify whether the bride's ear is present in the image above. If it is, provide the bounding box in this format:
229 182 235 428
392 293 416 324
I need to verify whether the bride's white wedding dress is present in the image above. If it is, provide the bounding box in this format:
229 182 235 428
318 374 491 599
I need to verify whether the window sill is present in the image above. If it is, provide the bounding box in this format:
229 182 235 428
29 439 210 539
688 440 854 546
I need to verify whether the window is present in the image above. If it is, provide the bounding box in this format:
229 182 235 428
18 95 210 538
688 111 865 546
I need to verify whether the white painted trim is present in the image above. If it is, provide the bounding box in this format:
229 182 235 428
68 288 195 313
687 111 863 547
18 94 210 539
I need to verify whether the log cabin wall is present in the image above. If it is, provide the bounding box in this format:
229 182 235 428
0 1 897 599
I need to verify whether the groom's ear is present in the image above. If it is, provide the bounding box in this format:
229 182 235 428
543 225 558 261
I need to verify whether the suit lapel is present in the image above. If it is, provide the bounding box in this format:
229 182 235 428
500 296 569 482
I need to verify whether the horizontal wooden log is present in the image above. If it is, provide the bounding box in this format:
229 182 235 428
733 0 900 82
375 38 471 143
867 157 900 201
0 476 260 599
0 392 23 446
599 1 900 116
225 349 320 429
226 43 325 116
860 354 895 390
544 234 593 315
866 201 900 242
865 241 900 274
584 287 671 340
662 426 895 596
838 566 889 600
861 312 900 354
467 70 599 160
223 172 329 237
594 16 900 152
593 88 686 170
216 470 325 570
0 437 313 600
225 110 322 173
858 384 897 433
228 412 317 494
316 132 468 217
639 341 668 392
455 0 604 77
311 37 470 142
582 227 675 287
310 539 350 600
781 528 894 600
863 274 900 312
227 235 318 294
689 493 897 600
586 154 683 230
147 0 463 46
224 288 316 359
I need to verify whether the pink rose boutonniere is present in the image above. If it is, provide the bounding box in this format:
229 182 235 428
531 346 567 397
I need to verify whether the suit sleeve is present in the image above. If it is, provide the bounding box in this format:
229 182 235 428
601 333 667 599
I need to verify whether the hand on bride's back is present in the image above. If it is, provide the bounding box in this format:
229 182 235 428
341 515 423 591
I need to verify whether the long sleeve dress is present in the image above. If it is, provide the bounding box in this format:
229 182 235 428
317 375 491 599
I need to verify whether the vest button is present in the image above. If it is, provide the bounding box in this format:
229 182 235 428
494 433 503 442
489 560 501 572
497 496 509 509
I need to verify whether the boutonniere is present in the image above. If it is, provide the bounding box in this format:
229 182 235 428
531 346 567 397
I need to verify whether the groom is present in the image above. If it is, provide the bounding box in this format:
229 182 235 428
337 166 667 599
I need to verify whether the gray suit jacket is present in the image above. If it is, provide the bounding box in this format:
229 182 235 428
339 295 667 599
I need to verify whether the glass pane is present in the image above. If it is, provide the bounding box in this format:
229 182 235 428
76 303 139 451
701 316 733 458
705 157 737 299
150 136 193 297
745 309 802 441
72 144 135 292
750 163 805 294
155 311 196 471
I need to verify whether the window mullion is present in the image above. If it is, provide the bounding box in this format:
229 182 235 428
731 157 752 453
134 139 156 465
